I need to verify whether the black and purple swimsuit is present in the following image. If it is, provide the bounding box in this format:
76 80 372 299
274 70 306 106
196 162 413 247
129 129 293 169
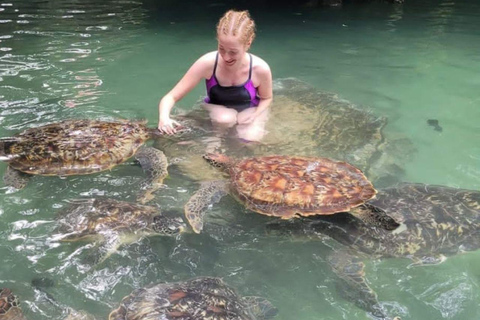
204 52 260 112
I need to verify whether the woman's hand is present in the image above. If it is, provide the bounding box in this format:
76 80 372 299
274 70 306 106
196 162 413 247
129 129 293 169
237 112 257 125
158 117 181 135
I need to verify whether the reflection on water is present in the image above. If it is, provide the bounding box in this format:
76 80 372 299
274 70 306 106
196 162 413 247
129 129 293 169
0 0 480 319
0 0 148 131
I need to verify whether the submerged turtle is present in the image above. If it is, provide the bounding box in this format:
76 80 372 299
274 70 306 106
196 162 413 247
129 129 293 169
54 198 186 263
184 153 399 234
266 183 480 318
161 78 415 187
0 288 26 320
0 288 98 320
0 119 172 202
109 276 278 320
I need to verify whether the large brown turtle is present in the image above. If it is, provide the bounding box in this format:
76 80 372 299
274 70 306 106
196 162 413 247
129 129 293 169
0 119 172 203
266 183 480 319
184 153 399 234
54 197 186 264
109 276 278 320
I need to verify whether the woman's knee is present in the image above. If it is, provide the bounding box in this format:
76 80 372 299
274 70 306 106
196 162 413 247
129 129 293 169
211 111 237 127
237 123 267 142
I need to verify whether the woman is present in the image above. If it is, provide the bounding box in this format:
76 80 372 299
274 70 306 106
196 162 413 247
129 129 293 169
158 9 273 143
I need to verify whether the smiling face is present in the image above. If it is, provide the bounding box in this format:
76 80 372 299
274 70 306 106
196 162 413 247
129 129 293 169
217 33 250 67
215 10 256 68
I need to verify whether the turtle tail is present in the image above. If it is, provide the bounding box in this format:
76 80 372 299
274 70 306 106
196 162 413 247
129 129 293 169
0 138 21 162
0 139 7 161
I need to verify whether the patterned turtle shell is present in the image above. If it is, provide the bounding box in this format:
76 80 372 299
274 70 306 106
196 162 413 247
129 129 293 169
0 288 26 320
108 277 277 320
2 119 151 176
228 155 376 218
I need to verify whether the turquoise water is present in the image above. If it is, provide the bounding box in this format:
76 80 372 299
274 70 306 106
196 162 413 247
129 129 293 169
1 0 479 319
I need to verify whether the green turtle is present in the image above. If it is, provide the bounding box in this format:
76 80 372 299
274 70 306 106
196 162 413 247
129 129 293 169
0 288 94 320
266 183 480 318
0 119 173 203
184 153 399 234
0 288 26 320
109 276 278 320
54 197 186 263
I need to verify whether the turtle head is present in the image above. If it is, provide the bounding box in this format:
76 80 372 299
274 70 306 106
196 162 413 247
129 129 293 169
203 153 232 170
152 215 186 236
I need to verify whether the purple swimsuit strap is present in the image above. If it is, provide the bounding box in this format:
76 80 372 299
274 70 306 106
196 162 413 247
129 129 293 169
205 53 259 106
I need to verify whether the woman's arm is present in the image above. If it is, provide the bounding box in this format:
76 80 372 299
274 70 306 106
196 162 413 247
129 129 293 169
238 59 273 124
158 53 214 134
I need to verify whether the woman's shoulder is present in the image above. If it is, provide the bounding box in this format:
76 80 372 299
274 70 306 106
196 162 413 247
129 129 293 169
250 54 271 76
192 51 217 78
197 51 218 64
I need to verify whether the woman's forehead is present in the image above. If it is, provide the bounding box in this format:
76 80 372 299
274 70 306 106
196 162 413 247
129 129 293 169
217 34 243 49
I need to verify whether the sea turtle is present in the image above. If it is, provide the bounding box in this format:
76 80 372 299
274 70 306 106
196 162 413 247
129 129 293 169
0 119 173 203
108 276 278 320
54 197 186 263
184 153 399 234
0 288 26 320
0 288 94 320
265 183 480 318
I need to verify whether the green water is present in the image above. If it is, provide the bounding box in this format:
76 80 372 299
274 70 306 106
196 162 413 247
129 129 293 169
1 0 479 319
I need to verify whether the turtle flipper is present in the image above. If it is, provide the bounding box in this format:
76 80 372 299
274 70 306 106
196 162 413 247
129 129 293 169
64 309 96 320
408 254 447 267
4 165 30 189
184 180 228 233
135 147 168 203
349 203 400 231
327 250 389 319
242 296 278 320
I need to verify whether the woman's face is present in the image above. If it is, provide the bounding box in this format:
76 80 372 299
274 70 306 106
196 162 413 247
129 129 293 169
217 33 249 67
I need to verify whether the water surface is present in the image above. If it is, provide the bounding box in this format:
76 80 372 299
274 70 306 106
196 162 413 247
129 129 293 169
0 0 479 319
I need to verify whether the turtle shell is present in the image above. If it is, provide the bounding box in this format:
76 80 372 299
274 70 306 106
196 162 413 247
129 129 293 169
229 155 376 219
56 198 160 241
109 277 260 320
1 119 151 176
0 288 26 320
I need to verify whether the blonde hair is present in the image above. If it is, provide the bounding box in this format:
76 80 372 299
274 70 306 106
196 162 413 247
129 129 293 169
216 10 256 45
